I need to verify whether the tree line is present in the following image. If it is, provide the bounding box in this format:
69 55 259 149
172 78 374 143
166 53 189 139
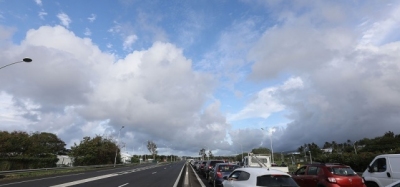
0 131 66 170
0 130 165 171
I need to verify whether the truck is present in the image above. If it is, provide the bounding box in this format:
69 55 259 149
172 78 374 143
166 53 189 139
362 154 400 187
242 153 289 173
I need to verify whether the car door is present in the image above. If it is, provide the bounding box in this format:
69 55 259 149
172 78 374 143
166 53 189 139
292 166 307 187
223 171 242 187
224 170 252 187
370 157 393 186
304 166 319 186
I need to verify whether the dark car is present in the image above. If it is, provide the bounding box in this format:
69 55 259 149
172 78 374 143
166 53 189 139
208 163 240 187
292 163 366 187
198 161 207 174
204 160 225 179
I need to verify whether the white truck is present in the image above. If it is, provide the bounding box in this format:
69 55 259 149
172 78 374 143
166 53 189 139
242 153 289 173
362 154 400 187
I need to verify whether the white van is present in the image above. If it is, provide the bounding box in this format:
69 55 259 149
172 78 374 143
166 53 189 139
242 153 289 173
362 154 400 187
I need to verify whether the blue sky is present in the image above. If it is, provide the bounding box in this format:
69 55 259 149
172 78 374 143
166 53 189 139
1 0 400 157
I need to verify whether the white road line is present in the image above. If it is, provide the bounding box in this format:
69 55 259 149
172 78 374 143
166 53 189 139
0 173 84 187
189 164 206 187
49 174 118 187
173 164 186 187
118 183 129 187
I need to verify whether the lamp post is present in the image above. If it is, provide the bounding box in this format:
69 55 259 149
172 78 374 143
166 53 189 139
353 141 358 155
229 132 243 161
114 126 124 167
309 151 312 164
0 58 32 70
261 128 274 164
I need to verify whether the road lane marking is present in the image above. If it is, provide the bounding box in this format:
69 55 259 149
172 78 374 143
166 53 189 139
173 163 186 187
49 174 118 187
118 183 129 187
0 173 85 187
189 164 206 187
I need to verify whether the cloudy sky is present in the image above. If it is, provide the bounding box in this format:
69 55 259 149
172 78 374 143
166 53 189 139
1 0 400 157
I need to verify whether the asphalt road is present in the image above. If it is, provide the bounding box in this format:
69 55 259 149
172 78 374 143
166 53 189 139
0 162 186 187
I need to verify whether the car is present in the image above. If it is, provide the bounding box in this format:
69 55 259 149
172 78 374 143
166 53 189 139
204 160 225 179
198 161 207 174
222 167 299 187
209 163 240 187
386 180 400 187
292 163 366 187
363 154 400 187
192 160 198 168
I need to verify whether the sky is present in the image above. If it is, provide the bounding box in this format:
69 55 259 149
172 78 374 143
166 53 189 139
1 0 400 157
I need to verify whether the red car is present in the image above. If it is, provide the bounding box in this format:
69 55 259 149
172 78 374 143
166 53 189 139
292 163 366 187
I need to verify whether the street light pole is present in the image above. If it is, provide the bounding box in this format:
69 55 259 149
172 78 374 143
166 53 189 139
353 141 358 155
0 58 32 70
261 128 274 164
114 126 124 167
309 151 312 164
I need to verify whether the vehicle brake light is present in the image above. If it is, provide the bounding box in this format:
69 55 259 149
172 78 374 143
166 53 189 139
217 172 222 178
327 177 337 183
209 166 212 169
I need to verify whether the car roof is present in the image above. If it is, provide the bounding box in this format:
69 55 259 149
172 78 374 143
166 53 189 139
233 167 291 176
306 163 349 167
215 163 239 166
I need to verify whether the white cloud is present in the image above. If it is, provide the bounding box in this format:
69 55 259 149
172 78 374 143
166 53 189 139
228 77 303 122
123 34 138 51
88 14 96 22
84 28 91 36
38 11 47 20
34 0 42 6
57 12 72 28
0 25 218 155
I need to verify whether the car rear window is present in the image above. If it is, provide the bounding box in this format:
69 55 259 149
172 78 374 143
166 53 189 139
218 165 239 172
327 167 357 176
256 175 298 186
210 161 224 166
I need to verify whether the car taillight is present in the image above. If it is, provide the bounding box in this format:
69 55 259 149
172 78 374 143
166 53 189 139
209 166 212 169
327 177 337 183
216 172 222 178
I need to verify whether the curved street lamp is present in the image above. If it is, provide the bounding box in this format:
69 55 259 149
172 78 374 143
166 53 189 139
114 126 124 167
0 58 32 70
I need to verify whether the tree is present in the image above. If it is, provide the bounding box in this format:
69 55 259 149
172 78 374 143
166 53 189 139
27 132 66 157
0 131 31 157
147 140 157 160
69 135 118 166
208 150 213 158
199 148 206 160
251 147 271 154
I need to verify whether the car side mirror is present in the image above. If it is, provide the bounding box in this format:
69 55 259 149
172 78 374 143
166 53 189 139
223 176 228 180
368 166 374 173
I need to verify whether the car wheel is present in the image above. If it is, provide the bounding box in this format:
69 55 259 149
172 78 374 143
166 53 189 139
365 182 379 187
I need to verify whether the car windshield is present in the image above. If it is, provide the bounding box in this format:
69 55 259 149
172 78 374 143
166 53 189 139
218 165 239 172
328 167 357 176
256 175 298 187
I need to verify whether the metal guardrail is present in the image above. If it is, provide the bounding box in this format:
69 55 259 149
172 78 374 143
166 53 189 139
0 163 136 175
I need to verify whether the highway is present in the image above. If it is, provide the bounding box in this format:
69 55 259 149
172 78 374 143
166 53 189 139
0 162 186 187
